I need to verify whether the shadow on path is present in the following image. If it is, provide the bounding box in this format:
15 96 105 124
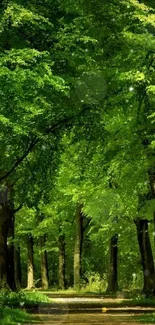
27 297 154 325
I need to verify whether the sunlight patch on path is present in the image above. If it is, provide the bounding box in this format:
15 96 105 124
32 312 145 325
49 297 128 303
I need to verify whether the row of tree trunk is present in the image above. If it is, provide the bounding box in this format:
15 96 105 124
26 206 83 290
27 234 49 290
0 191 155 295
135 219 155 296
0 201 86 291
0 195 83 290
106 219 155 296
26 212 155 296
0 186 49 290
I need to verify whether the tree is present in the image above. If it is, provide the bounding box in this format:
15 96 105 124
135 219 155 296
27 234 34 289
40 235 49 290
1 0 155 295
106 234 118 294
14 245 22 290
58 234 66 290
0 0 100 290
74 204 83 288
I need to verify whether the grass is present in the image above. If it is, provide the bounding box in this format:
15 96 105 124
0 291 50 324
40 289 155 304
118 297 155 307
41 288 100 295
1 289 155 324
132 313 155 323
39 287 138 297
0 307 35 325
0 290 50 307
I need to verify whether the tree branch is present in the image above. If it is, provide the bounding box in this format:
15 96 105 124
0 109 90 183
0 137 39 182
46 106 91 134
13 203 23 213
83 218 91 232
0 87 123 183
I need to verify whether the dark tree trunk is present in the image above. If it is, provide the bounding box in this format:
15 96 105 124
58 234 66 289
27 235 34 289
14 246 21 290
40 235 49 290
74 204 83 288
0 184 12 290
0 203 9 289
7 209 16 290
135 219 155 296
7 245 16 290
106 234 118 294
149 171 155 248
154 213 155 249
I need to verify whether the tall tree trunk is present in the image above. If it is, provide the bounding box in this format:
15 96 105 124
0 204 9 289
27 235 34 289
58 234 66 289
135 219 155 296
14 246 21 290
153 212 155 249
40 235 48 290
106 234 118 294
0 185 12 290
149 171 155 248
7 246 16 290
7 209 16 290
74 204 83 288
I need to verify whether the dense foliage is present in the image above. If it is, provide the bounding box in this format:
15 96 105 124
1 0 155 299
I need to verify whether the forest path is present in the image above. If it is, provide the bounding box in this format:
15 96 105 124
31 312 146 325
28 297 155 325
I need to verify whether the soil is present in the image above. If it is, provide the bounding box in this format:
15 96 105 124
27 297 154 325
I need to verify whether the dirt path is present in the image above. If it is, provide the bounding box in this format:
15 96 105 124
31 313 150 325
28 297 153 325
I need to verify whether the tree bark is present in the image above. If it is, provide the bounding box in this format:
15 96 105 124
58 234 66 289
7 209 16 290
7 245 16 290
135 219 155 296
14 246 21 290
74 204 83 288
27 235 34 289
40 235 49 290
0 204 9 289
0 185 12 290
106 234 118 294
153 212 155 249
149 170 155 249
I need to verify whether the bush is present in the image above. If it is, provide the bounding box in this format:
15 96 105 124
81 272 107 293
0 291 50 325
0 290 50 307
0 306 33 325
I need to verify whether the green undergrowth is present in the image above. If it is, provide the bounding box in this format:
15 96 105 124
41 289 155 308
0 306 35 325
41 288 100 295
0 291 50 325
0 290 50 307
40 287 139 297
40 287 118 296
120 297 155 307
133 313 155 323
